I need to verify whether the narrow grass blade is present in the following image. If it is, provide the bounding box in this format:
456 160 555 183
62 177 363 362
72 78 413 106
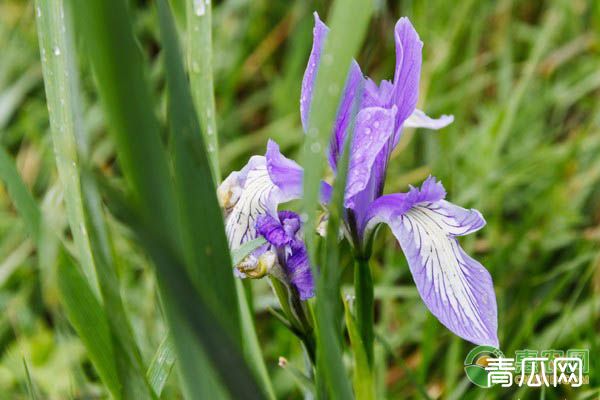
100 179 266 399
22 358 39 400
0 147 126 398
146 336 176 396
157 3 274 398
34 0 99 294
300 0 373 260
157 0 240 340
186 0 220 182
0 146 41 242
236 279 277 400
68 0 178 237
344 298 374 400
232 237 267 265
56 250 122 398
35 1 156 397
313 61 361 400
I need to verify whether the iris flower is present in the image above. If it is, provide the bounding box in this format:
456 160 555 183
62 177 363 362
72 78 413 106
218 14 498 347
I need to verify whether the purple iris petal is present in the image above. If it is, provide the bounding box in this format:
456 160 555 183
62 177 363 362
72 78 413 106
286 246 315 300
390 18 423 128
344 106 398 210
256 213 292 247
300 12 328 131
266 139 333 203
363 177 498 346
255 210 315 300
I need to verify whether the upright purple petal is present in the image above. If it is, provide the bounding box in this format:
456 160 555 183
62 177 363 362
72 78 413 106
344 106 398 209
391 18 423 127
363 178 498 346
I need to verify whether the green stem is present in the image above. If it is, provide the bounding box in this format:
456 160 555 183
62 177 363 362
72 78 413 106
354 257 374 367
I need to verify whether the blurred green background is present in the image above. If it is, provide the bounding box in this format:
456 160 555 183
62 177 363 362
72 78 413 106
0 0 598 398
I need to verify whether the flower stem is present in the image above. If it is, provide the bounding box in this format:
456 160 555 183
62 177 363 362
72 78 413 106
354 257 374 367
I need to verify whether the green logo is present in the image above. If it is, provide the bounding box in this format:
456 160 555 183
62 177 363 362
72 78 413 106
464 345 505 388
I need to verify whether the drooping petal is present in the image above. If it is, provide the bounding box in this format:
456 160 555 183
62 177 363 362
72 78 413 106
266 139 333 203
220 156 287 251
364 177 498 346
344 106 398 209
404 109 454 130
391 17 423 129
286 245 315 300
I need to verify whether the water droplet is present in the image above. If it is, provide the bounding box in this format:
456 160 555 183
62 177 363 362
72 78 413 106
365 127 371 135
300 213 308 222
193 0 206 16
53 46 61 56
207 144 215 153
310 142 321 153
323 53 333 65
373 121 380 128
207 126 214 136
191 61 200 73
36 7 41 17
308 127 318 137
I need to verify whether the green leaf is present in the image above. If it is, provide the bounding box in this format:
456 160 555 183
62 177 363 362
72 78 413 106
56 250 122 398
344 298 374 400
185 0 220 182
34 1 156 397
101 181 266 399
34 0 100 295
146 336 176 396
0 146 42 243
231 237 267 265
0 145 130 398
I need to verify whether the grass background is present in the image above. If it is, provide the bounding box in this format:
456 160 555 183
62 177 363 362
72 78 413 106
0 0 598 398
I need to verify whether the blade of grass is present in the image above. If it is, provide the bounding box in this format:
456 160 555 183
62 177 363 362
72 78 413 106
0 146 126 399
34 1 156 397
34 0 99 294
0 146 41 243
56 250 122 398
314 70 360 400
186 0 220 182
343 298 374 400
157 2 274 398
22 358 39 400
146 336 176 396
99 176 266 399
65 0 238 396
157 0 240 341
